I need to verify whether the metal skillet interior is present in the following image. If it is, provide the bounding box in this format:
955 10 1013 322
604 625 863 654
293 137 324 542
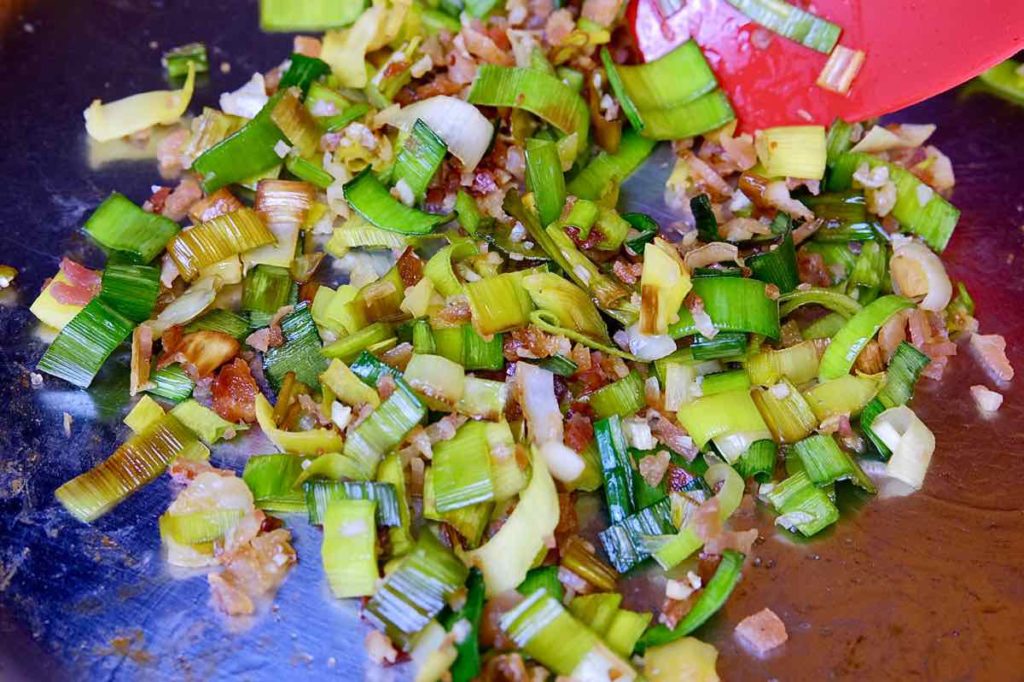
0 1 1022 680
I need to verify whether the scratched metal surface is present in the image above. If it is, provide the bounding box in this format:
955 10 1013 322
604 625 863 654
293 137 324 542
1 1 1023 680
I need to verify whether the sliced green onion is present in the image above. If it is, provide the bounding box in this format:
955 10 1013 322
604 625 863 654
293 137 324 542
241 453 314 512
167 208 276 281
670 277 780 339
567 128 657 201
37 298 134 388
526 137 567 227
725 0 840 52
242 264 293 316
597 497 676 573
589 371 646 419
263 303 326 390
594 416 636 524
747 232 799 293
637 550 745 650
323 499 379 598
162 42 209 79
778 287 862 318
193 93 289 192
278 54 331 96
460 325 505 370
365 531 469 649
846 240 886 303
793 434 875 492
765 470 839 536
84 193 180 263
56 415 207 522
818 295 914 380
828 152 960 252
260 0 364 30
632 89 735 141
145 364 195 402
392 119 448 203
171 399 245 444
304 479 400 526
468 65 589 153
978 59 1024 104
734 439 776 482
343 169 448 236
464 270 536 336
747 339 822 386
751 379 818 443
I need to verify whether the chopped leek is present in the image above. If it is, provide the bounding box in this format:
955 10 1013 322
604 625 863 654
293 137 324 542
162 42 208 79
171 399 245 444
443 569 486 682
365 531 469 648
56 415 207 522
818 295 914 380
323 499 379 598
589 371 646 419
725 0 841 53
304 479 400 526
640 238 692 335
860 342 931 457
468 65 590 152
37 298 134 388
84 193 180 264
735 439 777 482
747 340 822 386
392 119 448 203
755 125 827 180
344 169 448 235
192 93 289 192
84 63 196 142
669 276 780 340
263 303 327 390
765 470 839 536
567 128 657 201
242 453 314 512
278 54 331 96
254 393 343 455
747 231 799 294
241 264 293 316
803 372 884 420
166 208 276 281
260 0 366 30
594 416 636 524
145 365 195 403
340 382 426 479
522 272 610 343
464 270 536 336
598 497 676 573
678 388 769 453
751 379 818 443
793 434 875 492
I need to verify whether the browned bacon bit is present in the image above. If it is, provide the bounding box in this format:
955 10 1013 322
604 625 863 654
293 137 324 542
797 250 832 287
411 75 464 101
381 342 414 371
503 326 571 360
175 331 241 377
156 127 190 176
970 332 1014 383
481 653 530 682
130 325 154 397
188 187 244 224
639 451 671 487
211 357 259 423
705 528 759 556
658 594 694 630
735 608 789 655
554 492 579 544
563 411 594 453
396 246 424 287
208 528 296 616
471 168 500 195
365 630 399 666
168 458 219 483
692 497 724 542
666 463 698 492
908 309 958 380
51 258 101 306
161 176 203 222
144 186 172 214
245 328 273 353
563 225 604 251
646 408 699 461
377 373 397 401
157 325 185 367
292 35 322 57
430 296 472 327
479 591 525 650
612 258 643 285
853 339 885 375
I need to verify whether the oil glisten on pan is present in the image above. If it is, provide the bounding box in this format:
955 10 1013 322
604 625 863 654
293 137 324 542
0 0 1022 679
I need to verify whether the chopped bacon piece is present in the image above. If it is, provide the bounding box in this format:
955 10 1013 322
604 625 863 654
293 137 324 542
638 451 670 487
156 127 190 176
377 373 397 401
704 528 759 555
735 608 788 655
175 331 240 377
646 409 698 461
189 187 244 224
396 246 424 287
292 36 322 58
161 176 203 222
50 258 101 305
209 528 296 616
144 186 172 214
666 463 697 492
853 340 885 374
563 225 605 251
563 411 594 453
430 297 472 327
480 591 525 650
797 250 832 287
365 630 399 666
211 358 260 423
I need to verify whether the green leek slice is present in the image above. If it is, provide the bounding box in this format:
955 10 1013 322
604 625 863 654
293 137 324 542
818 295 914 380
343 169 449 235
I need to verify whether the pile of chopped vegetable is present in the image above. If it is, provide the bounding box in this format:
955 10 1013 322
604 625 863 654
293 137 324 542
27 0 1016 678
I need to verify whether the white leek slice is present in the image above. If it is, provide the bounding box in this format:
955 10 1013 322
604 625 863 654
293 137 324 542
467 448 559 596
149 275 219 335
84 63 196 142
321 0 411 88
254 393 344 455
873 405 935 490
890 240 952 311
378 96 494 171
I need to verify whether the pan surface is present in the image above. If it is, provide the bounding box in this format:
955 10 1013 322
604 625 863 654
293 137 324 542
0 2 1022 680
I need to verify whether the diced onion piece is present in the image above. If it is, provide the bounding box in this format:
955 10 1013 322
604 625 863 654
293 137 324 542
704 463 744 520
516 362 564 444
872 406 934 490
663 362 698 412
851 124 936 154
377 96 494 172
816 45 865 95
970 385 1003 413
84 63 196 142
539 440 586 483
149 276 219 335
624 324 677 361
712 430 772 464
890 240 952 311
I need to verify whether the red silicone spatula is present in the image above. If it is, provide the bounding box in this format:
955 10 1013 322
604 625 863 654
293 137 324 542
628 0 1024 132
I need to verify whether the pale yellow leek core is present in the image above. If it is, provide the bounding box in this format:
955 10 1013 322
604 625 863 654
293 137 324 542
84 62 196 142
